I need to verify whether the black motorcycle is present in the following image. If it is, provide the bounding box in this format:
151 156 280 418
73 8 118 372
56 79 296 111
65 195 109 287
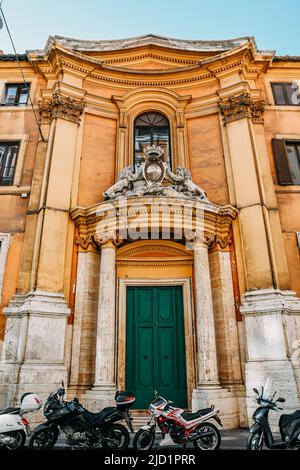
247 386 300 450
28 383 135 449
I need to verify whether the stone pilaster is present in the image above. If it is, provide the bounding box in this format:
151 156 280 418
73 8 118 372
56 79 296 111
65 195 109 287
82 240 117 410
0 92 85 409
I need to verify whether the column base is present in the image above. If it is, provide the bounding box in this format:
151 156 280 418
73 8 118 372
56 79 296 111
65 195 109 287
241 288 300 430
81 385 117 412
245 360 300 431
0 290 70 423
192 384 246 429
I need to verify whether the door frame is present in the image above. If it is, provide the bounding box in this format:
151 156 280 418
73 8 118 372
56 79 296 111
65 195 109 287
117 277 196 409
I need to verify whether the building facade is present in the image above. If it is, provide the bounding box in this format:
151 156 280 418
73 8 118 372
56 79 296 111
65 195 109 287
0 34 300 428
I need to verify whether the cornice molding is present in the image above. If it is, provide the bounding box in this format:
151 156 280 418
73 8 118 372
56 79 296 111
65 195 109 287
28 36 273 87
70 196 238 251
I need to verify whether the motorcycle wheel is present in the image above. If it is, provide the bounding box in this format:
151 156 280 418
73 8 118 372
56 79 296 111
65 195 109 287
4 430 26 450
101 424 130 449
28 427 59 450
246 430 264 450
193 422 221 450
133 429 155 450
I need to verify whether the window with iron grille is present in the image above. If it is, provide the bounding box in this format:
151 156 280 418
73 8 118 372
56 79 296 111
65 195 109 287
271 82 300 106
0 142 20 186
272 139 300 185
4 83 30 106
134 112 171 171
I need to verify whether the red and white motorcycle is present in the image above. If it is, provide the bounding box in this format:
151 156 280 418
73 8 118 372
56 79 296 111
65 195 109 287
133 392 222 450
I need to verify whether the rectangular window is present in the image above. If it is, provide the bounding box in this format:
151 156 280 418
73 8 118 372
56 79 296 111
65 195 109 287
4 83 30 106
271 82 299 106
0 142 20 186
272 139 300 185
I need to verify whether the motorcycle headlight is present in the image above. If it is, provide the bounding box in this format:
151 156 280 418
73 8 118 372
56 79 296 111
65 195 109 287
149 404 156 415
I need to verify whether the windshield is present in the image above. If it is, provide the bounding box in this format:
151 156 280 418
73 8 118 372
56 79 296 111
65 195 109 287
261 377 276 400
151 397 167 407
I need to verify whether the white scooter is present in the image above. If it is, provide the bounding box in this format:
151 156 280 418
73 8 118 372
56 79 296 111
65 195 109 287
0 393 42 449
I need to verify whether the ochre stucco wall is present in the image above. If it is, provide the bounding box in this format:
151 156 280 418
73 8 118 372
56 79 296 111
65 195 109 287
77 114 117 206
187 114 229 205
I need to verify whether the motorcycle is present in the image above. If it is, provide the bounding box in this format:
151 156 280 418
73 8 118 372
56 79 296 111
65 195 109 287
28 383 135 449
247 378 300 450
133 392 222 450
0 392 42 450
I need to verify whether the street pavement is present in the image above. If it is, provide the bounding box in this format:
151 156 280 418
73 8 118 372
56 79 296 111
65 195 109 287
25 429 253 450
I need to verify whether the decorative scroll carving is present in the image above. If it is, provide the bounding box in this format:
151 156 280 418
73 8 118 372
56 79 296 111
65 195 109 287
38 93 85 124
215 233 232 249
75 235 97 250
250 99 265 124
218 92 265 124
104 145 208 201
94 233 122 247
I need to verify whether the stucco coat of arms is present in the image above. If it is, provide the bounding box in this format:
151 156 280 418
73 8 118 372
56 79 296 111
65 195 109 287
104 145 208 200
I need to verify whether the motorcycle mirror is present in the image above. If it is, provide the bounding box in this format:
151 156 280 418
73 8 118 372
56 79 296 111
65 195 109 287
154 390 158 398
253 388 259 394
277 397 285 403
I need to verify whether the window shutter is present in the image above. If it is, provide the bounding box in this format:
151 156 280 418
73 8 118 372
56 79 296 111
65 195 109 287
271 84 286 105
272 138 293 185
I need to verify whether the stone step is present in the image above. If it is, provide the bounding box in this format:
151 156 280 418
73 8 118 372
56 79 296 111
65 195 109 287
130 411 151 431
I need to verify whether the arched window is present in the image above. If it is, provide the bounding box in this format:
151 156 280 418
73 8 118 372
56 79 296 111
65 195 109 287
134 112 171 171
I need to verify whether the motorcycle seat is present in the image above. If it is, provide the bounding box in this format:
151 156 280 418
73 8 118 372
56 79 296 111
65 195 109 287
83 406 116 425
180 405 214 422
279 410 300 428
0 407 21 415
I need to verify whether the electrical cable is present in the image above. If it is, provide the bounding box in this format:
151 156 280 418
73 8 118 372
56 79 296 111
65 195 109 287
0 2 45 142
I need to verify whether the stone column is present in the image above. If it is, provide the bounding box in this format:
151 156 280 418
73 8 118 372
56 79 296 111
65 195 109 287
83 240 117 410
68 248 100 397
209 247 247 427
192 240 220 411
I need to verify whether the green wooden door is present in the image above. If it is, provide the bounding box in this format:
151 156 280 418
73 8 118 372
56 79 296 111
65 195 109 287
126 286 187 409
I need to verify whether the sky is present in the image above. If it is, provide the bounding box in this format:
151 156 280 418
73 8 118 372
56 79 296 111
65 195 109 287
0 0 299 56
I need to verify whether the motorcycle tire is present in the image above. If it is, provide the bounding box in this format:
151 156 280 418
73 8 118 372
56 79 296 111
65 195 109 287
193 422 221 450
101 424 130 449
246 430 264 450
133 429 155 450
4 430 26 450
28 426 59 450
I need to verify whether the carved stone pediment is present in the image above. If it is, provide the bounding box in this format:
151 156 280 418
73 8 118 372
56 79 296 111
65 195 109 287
103 144 208 201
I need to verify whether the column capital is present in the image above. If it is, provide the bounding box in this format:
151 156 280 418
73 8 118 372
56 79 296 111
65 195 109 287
94 232 119 249
38 92 85 124
193 231 231 250
218 92 265 125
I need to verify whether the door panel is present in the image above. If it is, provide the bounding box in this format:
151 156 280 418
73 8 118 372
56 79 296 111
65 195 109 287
137 327 154 388
126 286 187 409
